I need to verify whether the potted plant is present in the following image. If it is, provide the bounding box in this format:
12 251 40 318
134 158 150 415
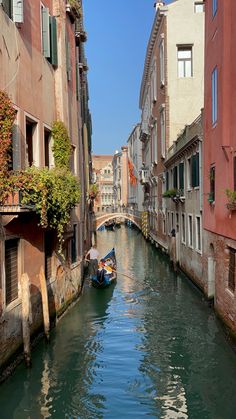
225 189 236 210
162 188 177 198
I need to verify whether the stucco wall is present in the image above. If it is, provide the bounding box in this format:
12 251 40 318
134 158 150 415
167 0 204 147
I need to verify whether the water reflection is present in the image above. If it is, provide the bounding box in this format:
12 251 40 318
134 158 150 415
1 227 236 418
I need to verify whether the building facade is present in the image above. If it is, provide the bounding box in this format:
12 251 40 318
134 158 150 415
113 146 128 211
92 155 114 212
0 0 92 373
203 0 236 333
127 124 144 213
164 113 210 295
139 0 205 250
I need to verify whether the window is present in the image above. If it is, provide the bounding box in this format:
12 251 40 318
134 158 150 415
167 212 171 235
228 247 236 292
160 109 165 158
177 46 192 78
187 157 192 189
71 224 77 264
45 232 53 281
212 0 217 17
194 2 204 13
152 124 158 164
181 213 186 244
159 39 165 86
44 129 52 168
163 219 166 235
195 216 202 252
26 120 36 166
5 239 19 305
1 0 24 22
179 162 184 192
166 171 169 191
212 67 218 125
210 166 215 201
173 166 178 189
70 145 77 174
188 214 193 248
192 153 200 188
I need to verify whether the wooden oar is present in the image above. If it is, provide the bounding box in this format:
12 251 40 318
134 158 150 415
111 268 135 281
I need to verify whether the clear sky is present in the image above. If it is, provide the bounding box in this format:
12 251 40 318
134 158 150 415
83 0 162 155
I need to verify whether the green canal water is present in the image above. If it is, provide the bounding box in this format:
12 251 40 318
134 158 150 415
1 227 236 419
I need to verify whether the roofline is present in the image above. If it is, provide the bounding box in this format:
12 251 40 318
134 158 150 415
139 6 168 108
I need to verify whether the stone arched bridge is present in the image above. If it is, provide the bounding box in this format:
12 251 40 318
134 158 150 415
95 211 142 231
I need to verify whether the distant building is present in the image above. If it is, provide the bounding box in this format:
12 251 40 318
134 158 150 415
92 155 114 212
203 0 236 333
127 124 144 212
164 113 206 293
113 146 128 210
139 0 205 250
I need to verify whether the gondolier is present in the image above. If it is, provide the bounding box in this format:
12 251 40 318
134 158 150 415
85 244 99 276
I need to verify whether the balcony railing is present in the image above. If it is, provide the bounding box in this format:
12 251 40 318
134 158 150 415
0 191 34 214
140 169 149 185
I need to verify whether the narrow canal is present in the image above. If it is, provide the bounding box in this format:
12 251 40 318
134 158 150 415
1 227 236 419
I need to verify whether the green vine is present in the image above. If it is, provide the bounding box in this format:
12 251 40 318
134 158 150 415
0 90 17 172
0 99 81 249
52 121 72 169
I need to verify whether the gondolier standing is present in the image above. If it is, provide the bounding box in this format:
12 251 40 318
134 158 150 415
85 244 99 276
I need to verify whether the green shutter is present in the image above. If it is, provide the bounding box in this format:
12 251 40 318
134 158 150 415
179 162 184 190
42 7 50 58
192 155 197 187
49 16 58 67
166 171 169 190
173 166 178 189
196 153 199 187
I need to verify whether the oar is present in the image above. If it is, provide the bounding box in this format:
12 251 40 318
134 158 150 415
111 268 135 281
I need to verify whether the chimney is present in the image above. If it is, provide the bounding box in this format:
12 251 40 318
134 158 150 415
154 2 165 11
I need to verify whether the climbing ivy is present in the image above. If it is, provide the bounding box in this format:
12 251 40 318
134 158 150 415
51 121 72 169
0 90 17 172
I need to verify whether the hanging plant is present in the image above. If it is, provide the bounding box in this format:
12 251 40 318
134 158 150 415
51 121 72 169
0 167 81 245
0 90 17 172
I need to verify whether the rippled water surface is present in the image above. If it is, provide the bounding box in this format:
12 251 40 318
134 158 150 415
1 227 236 419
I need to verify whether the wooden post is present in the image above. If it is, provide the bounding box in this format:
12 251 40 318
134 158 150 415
21 273 31 367
39 266 50 341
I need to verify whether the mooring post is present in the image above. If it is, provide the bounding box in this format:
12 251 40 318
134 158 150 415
39 266 50 342
21 273 31 367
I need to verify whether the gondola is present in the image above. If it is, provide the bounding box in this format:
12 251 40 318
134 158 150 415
91 248 117 288
105 220 115 231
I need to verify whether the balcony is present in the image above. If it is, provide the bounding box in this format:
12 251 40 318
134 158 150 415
0 191 34 214
66 1 81 22
140 169 149 185
140 122 150 143
75 28 87 46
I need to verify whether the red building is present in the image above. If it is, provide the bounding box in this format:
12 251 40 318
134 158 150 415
204 0 236 333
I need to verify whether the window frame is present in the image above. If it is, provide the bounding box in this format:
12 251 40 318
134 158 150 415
195 215 202 253
181 212 186 245
177 46 193 78
188 214 193 249
212 66 218 126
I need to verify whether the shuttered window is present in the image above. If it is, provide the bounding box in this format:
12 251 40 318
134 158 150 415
5 239 19 305
173 166 178 189
45 232 53 281
191 153 200 188
210 166 215 201
228 247 236 292
49 16 58 67
41 6 50 58
179 162 184 190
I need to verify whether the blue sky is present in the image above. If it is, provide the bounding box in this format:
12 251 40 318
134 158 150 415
83 0 161 154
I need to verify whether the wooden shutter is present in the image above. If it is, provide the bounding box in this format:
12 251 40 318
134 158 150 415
196 153 200 187
5 239 18 305
166 171 169 191
42 7 50 58
179 162 184 190
13 0 23 23
191 155 197 187
49 16 58 67
228 248 236 292
173 166 178 189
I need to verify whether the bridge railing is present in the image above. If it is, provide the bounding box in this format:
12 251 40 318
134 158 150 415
95 207 142 219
